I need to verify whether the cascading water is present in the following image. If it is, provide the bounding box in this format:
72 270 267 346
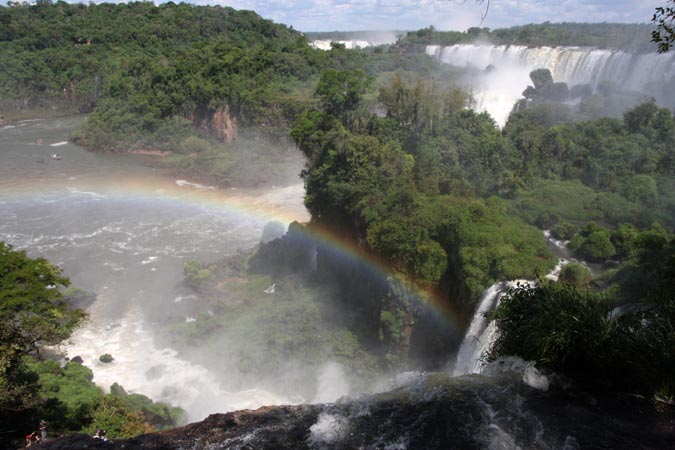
426 44 675 125
452 280 527 376
452 232 574 378
0 116 310 422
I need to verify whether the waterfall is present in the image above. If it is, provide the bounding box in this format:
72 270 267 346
426 44 675 125
452 281 526 376
452 231 576 376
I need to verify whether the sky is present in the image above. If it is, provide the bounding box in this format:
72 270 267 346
0 1 664 32
172 0 661 32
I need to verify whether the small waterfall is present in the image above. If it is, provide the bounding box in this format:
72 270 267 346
453 282 503 376
426 44 675 125
452 281 527 376
453 231 575 376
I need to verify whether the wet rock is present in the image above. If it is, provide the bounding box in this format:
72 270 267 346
40 374 674 450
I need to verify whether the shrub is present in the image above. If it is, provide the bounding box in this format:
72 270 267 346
577 230 616 262
558 262 592 289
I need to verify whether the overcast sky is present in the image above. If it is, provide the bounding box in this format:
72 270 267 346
1 1 663 32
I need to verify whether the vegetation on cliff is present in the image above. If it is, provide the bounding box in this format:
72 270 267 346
491 226 675 399
0 242 182 447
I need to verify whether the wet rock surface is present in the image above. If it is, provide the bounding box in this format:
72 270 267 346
41 374 674 450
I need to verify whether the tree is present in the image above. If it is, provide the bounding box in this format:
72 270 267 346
0 242 85 356
652 1 675 53
0 242 86 438
315 69 370 120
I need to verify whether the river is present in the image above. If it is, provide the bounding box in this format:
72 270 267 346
0 116 309 421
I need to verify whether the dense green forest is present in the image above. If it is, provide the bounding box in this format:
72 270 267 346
400 22 656 51
1 3 674 445
288 66 674 398
0 1 441 186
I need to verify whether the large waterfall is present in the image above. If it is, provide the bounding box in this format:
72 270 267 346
426 44 675 125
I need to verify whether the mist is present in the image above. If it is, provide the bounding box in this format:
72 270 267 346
426 42 675 126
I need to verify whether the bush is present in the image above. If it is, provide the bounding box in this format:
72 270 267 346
577 230 616 262
490 282 675 397
552 221 577 240
558 262 592 289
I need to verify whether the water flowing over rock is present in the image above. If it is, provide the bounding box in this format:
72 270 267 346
426 44 675 125
452 281 526 376
452 232 574 377
41 374 674 450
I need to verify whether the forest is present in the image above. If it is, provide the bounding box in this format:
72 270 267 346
399 22 656 51
0 1 673 445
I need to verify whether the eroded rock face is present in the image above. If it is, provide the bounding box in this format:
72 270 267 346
41 374 674 450
211 107 237 143
186 106 238 143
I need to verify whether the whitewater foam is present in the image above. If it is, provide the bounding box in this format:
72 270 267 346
427 44 675 125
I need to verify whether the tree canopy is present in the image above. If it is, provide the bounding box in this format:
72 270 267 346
0 242 85 444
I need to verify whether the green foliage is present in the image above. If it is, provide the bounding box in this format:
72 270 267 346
491 283 611 369
29 360 103 431
558 263 592 290
169 271 379 391
552 222 577 240
529 68 553 90
400 22 655 51
99 354 114 363
0 242 86 440
183 259 214 289
576 230 617 262
84 396 150 438
315 68 370 120
491 274 675 397
28 359 183 437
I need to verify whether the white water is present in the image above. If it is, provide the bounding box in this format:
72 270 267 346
452 232 574 377
452 280 528 376
0 116 310 423
427 44 675 125
65 301 290 421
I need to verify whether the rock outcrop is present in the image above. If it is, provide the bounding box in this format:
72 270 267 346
41 374 674 450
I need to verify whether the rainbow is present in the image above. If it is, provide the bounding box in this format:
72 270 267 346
1 170 463 333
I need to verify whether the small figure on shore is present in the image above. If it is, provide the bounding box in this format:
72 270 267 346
39 420 47 442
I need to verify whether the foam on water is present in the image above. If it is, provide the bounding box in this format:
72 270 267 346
64 299 292 422
427 44 675 126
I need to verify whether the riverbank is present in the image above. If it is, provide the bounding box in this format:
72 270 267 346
0 107 81 123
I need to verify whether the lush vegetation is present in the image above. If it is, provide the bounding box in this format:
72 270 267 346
0 243 182 447
171 246 380 395
0 1 447 187
400 22 656 52
3 0 674 412
491 225 675 399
